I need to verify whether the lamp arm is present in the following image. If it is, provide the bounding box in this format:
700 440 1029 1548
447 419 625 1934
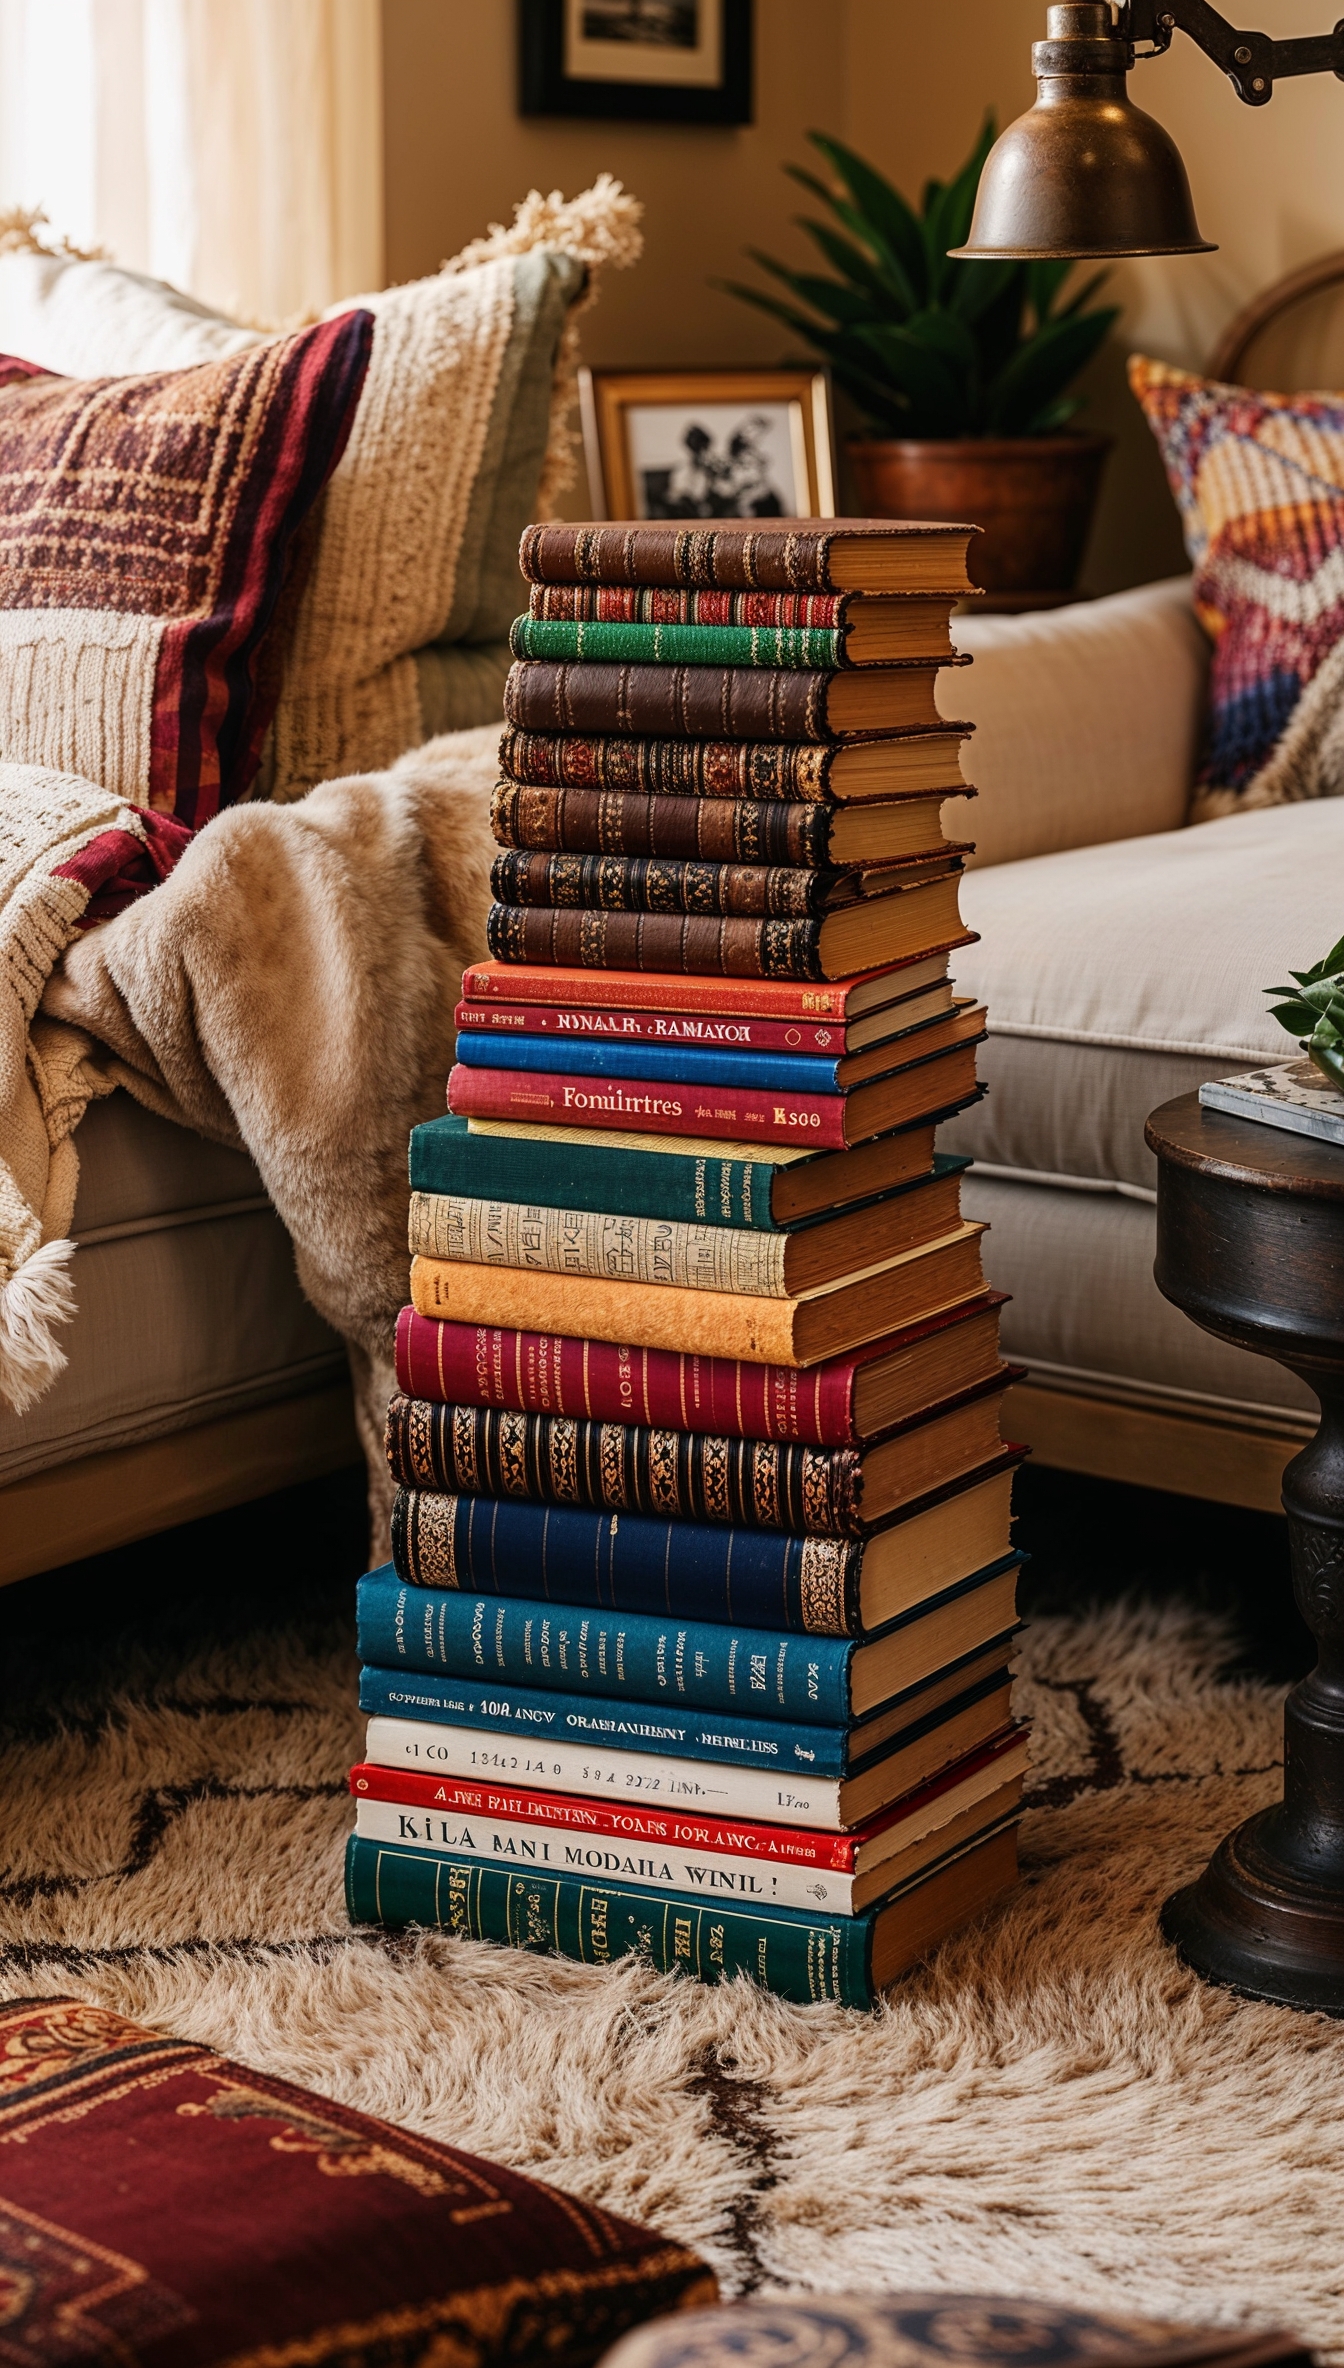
1122 0 1344 102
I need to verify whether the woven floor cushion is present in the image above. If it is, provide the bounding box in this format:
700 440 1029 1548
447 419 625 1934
0 237 583 800
600 2293 1306 2368
0 1994 713 2368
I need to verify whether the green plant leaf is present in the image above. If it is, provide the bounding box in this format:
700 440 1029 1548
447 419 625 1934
924 114 998 300
1268 1000 1319 1035
1024 258 1074 324
794 216 907 312
853 320 971 435
808 130 930 308
947 256 1021 326
744 249 874 328
984 307 1120 433
1056 266 1112 321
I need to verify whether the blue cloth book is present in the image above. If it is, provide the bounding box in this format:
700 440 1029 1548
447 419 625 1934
357 1560 1021 1728
453 1030 848 1095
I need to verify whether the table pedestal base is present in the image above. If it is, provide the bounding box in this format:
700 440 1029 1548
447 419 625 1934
1162 1808 1344 2015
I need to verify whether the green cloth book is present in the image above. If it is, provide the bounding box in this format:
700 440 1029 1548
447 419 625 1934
344 1823 1018 2006
510 615 847 670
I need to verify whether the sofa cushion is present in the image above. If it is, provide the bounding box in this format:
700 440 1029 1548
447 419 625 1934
0 237 586 788
0 1994 713 2368
947 577 1206 870
0 316 370 827
941 797 1344 1192
1131 355 1344 820
0 1093 345 1486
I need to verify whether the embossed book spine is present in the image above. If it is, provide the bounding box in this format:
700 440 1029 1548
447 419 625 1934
407 1193 794 1291
491 782 837 866
454 998 900 1054
410 1113 915 1231
445 1065 857 1149
517 520 976 593
344 1835 881 2004
510 617 848 670
529 587 851 626
388 1491 862 1631
486 903 833 980
453 1034 854 1096
500 731 850 801
357 1564 859 1719
503 660 941 741
490 849 861 920
458 961 959 1022
392 1311 895 1444
384 1395 864 1535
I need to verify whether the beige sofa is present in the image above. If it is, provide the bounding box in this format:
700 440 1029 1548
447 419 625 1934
0 573 1330 1582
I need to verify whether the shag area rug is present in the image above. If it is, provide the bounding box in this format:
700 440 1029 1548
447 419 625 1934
2 1577 1342 2355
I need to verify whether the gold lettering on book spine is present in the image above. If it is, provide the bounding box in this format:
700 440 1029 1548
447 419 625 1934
798 1536 850 1633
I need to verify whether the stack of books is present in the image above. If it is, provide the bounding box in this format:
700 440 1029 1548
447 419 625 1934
345 518 1029 2009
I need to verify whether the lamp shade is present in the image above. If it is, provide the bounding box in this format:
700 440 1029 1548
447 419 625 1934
949 2 1215 260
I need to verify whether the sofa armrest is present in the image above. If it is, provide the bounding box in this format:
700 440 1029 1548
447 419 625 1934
946 574 1208 869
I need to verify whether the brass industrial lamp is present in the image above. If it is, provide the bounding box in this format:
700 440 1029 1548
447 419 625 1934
952 0 1344 261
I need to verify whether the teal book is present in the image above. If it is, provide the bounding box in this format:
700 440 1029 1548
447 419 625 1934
509 616 845 671
408 1114 943 1232
344 1825 1019 2006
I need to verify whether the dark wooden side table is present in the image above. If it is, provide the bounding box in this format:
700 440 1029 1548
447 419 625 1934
1146 1090 1344 2013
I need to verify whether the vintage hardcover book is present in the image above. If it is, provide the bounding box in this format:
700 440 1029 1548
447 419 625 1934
517 519 979 595
344 1823 1019 2005
497 727 973 804
489 782 966 868
357 1636 1021 1784
459 951 961 1025
488 847 956 920
486 866 967 979
526 586 962 665
411 1112 944 1230
454 1003 984 1100
362 1650 1017 1829
384 1376 1012 1536
357 1556 1021 1725
386 1456 1018 1636
504 659 949 741
405 1160 966 1295
410 1222 987 1365
445 1037 983 1151
509 617 971 675
393 1296 1008 1444
350 1726 1030 1916
454 979 955 1056
351 1775 1023 1920
1198 1059 1344 1146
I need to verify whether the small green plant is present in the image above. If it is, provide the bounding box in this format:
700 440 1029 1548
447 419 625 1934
719 121 1121 440
1266 934 1344 1092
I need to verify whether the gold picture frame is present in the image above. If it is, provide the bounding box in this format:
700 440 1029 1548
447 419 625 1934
578 367 836 522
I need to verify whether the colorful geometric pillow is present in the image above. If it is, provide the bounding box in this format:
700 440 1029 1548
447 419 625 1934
0 315 371 831
0 1994 715 2368
1130 355 1344 821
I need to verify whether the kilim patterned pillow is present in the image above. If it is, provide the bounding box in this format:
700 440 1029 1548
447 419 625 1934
1131 354 1344 822
0 1995 714 2368
0 313 371 831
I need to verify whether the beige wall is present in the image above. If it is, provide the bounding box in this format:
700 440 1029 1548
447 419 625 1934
382 0 1344 587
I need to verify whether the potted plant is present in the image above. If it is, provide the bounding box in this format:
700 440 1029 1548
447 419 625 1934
720 122 1121 599
1267 937 1344 1092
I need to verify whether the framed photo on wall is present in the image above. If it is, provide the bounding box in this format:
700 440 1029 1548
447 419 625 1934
579 368 837 522
519 0 752 124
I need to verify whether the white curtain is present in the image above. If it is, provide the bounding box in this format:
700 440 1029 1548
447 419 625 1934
0 0 384 323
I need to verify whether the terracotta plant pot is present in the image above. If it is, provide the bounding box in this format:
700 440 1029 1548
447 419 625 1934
846 432 1112 597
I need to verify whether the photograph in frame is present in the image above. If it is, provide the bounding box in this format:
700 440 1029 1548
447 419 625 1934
580 369 836 521
518 0 752 121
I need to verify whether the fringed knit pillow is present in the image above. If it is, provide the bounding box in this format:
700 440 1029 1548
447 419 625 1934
1131 354 1344 822
0 184 643 801
0 315 371 829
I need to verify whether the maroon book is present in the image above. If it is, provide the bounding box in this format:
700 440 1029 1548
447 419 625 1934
0 1995 712 2368
393 1297 1006 1446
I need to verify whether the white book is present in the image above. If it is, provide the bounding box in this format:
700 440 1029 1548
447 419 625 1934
1199 1058 1344 1147
353 1731 1029 1916
408 1190 790 1294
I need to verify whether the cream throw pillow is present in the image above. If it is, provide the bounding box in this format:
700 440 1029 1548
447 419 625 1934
0 184 641 802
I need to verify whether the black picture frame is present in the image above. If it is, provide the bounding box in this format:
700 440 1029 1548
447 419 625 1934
518 0 753 123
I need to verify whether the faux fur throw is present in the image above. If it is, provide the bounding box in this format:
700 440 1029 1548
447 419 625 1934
30 730 499 1535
